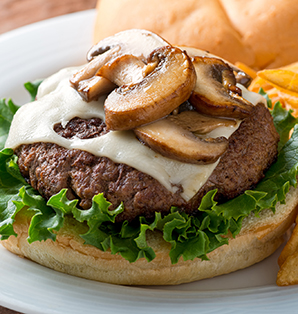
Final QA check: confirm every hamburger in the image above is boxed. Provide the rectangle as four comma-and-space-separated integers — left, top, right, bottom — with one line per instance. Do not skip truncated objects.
1, 29, 298, 285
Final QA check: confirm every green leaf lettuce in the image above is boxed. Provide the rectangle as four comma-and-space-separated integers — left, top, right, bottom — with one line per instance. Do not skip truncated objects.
1, 87, 298, 264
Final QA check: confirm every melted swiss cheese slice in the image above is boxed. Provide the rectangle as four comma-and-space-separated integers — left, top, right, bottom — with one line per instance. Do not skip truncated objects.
5, 67, 265, 200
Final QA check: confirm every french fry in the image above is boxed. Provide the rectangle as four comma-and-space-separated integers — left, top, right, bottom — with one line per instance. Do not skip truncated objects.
277, 91, 298, 116
249, 76, 273, 93
277, 251, 298, 286
281, 61, 298, 72
278, 222, 298, 267
258, 69, 298, 96
248, 61, 298, 116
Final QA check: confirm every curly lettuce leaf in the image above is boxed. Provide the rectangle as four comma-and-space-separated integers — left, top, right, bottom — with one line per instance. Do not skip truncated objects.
0, 149, 26, 239
24, 80, 43, 101
0, 99, 19, 150
259, 87, 273, 108
271, 101, 298, 151
1, 87, 298, 264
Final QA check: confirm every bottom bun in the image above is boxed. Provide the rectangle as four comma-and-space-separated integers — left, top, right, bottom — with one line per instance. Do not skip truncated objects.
2, 187, 298, 285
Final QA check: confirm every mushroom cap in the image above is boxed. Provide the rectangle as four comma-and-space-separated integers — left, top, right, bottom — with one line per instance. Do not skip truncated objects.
135, 114, 229, 164
104, 46, 197, 130
70, 29, 170, 101
189, 56, 254, 119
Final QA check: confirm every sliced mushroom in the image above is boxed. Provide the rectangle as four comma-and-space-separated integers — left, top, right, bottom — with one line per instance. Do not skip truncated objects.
135, 117, 228, 164
87, 29, 170, 62
234, 71, 252, 88
70, 46, 120, 88
76, 76, 116, 102
97, 54, 152, 86
104, 46, 197, 131
168, 110, 237, 134
70, 46, 120, 101
70, 29, 169, 101
189, 57, 254, 119
179, 46, 252, 87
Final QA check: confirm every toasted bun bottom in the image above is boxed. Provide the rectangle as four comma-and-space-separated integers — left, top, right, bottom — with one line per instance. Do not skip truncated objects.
2, 187, 298, 285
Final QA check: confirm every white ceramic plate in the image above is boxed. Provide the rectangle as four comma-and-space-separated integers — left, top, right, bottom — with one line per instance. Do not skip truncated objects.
0, 9, 298, 314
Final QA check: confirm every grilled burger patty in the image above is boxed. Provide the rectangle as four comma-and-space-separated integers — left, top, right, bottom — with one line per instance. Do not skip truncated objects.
15, 103, 279, 222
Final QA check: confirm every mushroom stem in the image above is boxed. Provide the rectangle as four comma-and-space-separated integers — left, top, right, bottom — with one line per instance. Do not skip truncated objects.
97, 54, 149, 86
70, 45, 120, 88
76, 76, 116, 102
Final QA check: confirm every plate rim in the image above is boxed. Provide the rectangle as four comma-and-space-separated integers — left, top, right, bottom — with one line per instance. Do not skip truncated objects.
1, 8, 298, 314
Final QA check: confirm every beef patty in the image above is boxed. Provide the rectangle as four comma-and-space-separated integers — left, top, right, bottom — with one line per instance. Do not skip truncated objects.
15, 103, 279, 222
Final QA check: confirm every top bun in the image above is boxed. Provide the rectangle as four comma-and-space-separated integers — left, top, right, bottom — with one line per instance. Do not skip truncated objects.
94, 0, 298, 70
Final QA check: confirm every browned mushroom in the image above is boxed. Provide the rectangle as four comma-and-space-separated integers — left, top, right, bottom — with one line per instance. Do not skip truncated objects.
97, 54, 153, 86
70, 46, 120, 101
70, 29, 169, 101
189, 57, 254, 119
168, 110, 237, 134
75, 76, 116, 102
180, 46, 252, 87
134, 116, 229, 164
87, 29, 170, 62
104, 46, 197, 131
